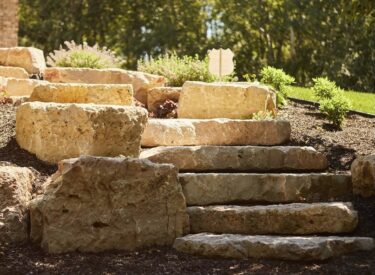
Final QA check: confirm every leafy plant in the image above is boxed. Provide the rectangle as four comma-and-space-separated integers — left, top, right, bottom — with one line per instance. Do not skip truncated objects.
312, 77, 339, 100
138, 53, 218, 87
319, 91, 351, 128
47, 41, 123, 69
252, 110, 275, 120
260, 66, 295, 107
0, 88, 12, 104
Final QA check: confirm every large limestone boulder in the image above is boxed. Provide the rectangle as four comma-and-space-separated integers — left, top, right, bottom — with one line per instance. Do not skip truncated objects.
147, 87, 181, 112
140, 146, 328, 172
188, 203, 358, 235
0, 47, 46, 74
351, 155, 375, 197
44, 67, 166, 104
174, 233, 374, 260
0, 76, 48, 96
16, 102, 148, 163
0, 66, 29, 79
29, 156, 189, 253
141, 119, 291, 147
0, 165, 34, 243
30, 83, 134, 105
178, 81, 276, 119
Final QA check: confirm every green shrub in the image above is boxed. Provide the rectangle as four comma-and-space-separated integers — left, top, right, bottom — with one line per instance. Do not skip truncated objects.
47, 41, 122, 69
260, 66, 295, 107
138, 53, 218, 87
319, 91, 351, 128
312, 77, 338, 100
252, 110, 275, 120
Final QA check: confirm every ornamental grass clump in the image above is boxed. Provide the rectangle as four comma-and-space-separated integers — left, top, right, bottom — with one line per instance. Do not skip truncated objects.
47, 41, 123, 69
260, 66, 295, 107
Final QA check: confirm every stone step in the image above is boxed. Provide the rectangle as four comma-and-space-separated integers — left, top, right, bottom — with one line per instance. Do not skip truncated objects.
179, 173, 352, 206
141, 119, 291, 147
0, 76, 47, 96
140, 146, 328, 172
188, 203, 357, 235
174, 233, 375, 260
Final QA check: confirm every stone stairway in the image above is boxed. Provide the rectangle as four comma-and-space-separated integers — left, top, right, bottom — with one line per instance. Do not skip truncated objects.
140, 118, 375, 261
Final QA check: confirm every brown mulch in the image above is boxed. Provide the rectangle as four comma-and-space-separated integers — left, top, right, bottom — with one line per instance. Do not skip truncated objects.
0, 101, 375, 274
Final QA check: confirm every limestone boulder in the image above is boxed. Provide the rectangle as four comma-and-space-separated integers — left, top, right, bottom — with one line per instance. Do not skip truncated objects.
0, 66, 29, 79
0, 165, 34, 243
141, 119, 291, 147
44, 67, 166, 104
30, 83, 133, 105
0, 47, 46, 74
140, 146, 328, 172
351, 155, 375, 197
29, 156, 189, 253
174, 234, 375, 260
16, 102, 148, 163
147, 87, 181, 112
188, 203, 358, 235
0, 76, 48, 96
178, 81, 276, 119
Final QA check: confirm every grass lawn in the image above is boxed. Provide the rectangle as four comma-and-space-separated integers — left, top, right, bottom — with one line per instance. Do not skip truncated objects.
288, 86, 375, 114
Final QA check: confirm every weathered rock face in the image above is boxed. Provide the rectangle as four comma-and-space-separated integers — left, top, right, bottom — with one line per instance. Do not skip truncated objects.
44, 67, 166, 104
0, 76, 47, 96
0, 66, 29, 79
147, 87, 181, 112
141, 119, 291, 147
188, 203, 357, 235
30, 83, 134, 105
140, 146, 328, 172
0, 165, 34, 243
0, 47, 46, 74
178, 81, 276, 119
29, 156, 189, 253
174, 233, 375, 260
351, 155, 375, 197
179, 173, 352, 205
16, 102, 148, 163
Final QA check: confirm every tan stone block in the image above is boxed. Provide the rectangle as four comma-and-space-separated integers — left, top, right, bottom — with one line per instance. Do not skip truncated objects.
0, 76, 47, 96
0, 47, 46, 74
0, 66, 29, 79
351, 155, 375, 197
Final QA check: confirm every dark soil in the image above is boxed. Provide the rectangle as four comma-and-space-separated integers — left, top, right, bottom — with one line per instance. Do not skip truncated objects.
0, 101, 375, 274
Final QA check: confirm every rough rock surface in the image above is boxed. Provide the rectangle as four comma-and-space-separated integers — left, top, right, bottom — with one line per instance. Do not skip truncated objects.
44, 67, 165, 104
29, 156, 189, 253
351, 155, 375, 197
174, 233, 375, 260
147, 87, 181, 112
179, 173, 352, 205
188, 203, 357, 235
0, 47, 46, 74
140, 146, 328, 172
0, 165, 34, 243
16, 102, 148, 163
141, 119, 291, 147
0, 76, 47, 96
178, 81, 276, 119
0, 66, 29, 79
30, 83, 134, 105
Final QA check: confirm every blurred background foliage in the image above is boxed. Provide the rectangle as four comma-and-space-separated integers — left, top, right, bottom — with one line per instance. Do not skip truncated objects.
19, 0, 375, 92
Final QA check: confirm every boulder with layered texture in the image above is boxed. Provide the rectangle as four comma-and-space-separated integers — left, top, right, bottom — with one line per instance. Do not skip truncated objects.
29, 156, 189, 253
178, 81, 276, 119
0, 47, 46, 74
30, 83, 134, 105
351, 155, 375, 197
0, 66, 29, 79
44, 67, 165, 104
16, 102, 148, 163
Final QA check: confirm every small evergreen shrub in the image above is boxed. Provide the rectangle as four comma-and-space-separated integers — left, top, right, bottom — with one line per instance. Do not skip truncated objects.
260, 66, 295, 107
312, 77, 338, 100
319, 92, 351, 128
252, 110, 275, 120
138, 53, 218, 87
47, 41, 122, 69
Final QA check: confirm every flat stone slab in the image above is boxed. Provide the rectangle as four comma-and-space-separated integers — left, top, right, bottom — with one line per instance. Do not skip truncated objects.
141, 119, 291, 147
140, 146, 328, 172
16, 102, 148, 163
0, 66, 29, 79
0, 76, 47, 96
188, 203, 357, 235
174, 233, 374, 260
179, 173, 352, 205
0, 47, 46, 74
178, 81, 276, 119
30, 83, 134, 105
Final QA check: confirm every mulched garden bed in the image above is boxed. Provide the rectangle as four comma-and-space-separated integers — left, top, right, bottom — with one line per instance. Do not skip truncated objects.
0, 101, 374, 274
